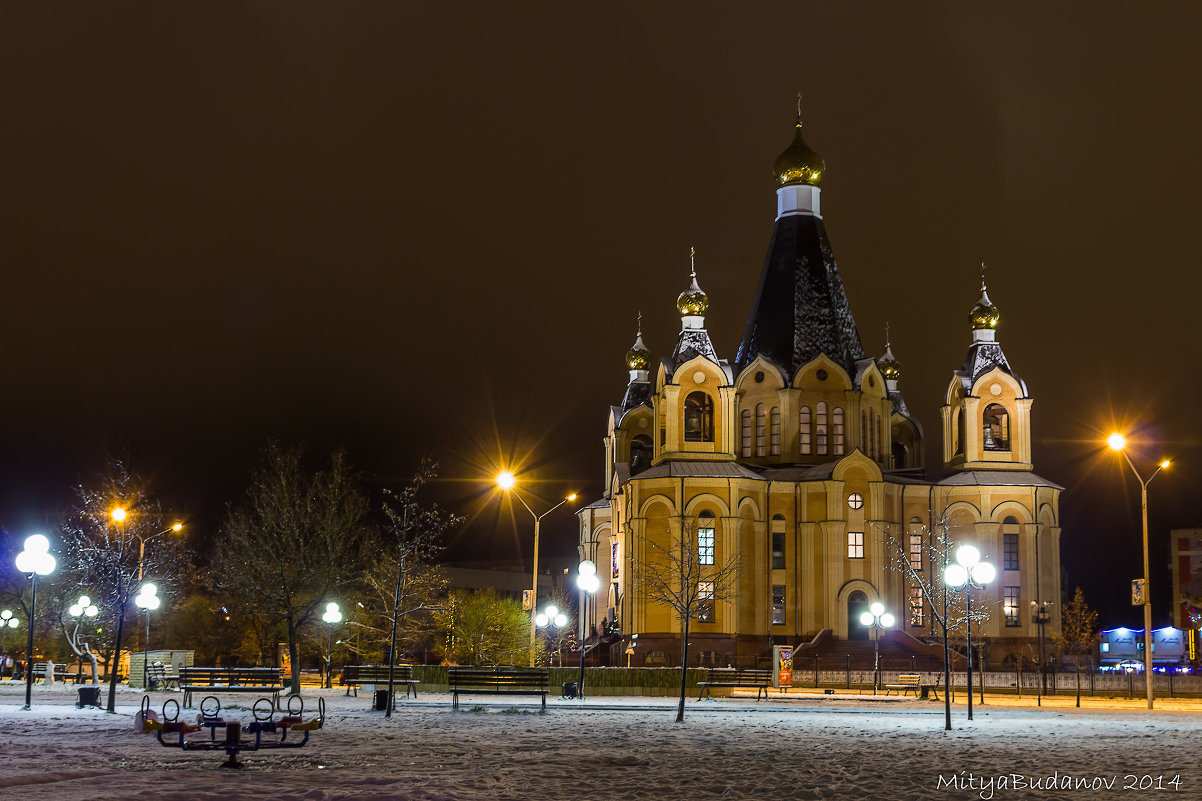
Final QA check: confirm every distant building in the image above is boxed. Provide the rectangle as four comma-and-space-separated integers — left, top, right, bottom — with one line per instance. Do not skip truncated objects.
577, 113, 1064, 668
444, 559, 573, 602
1169, 529, 1202, 660
1099, 626, 1187, 669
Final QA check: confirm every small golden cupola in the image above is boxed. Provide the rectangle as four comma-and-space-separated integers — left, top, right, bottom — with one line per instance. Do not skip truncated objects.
676, 247, 709, 317
625, 313, 651, 371
969, 264, 1000, 333
877, 324, 901, 383
774, 102, 825, 188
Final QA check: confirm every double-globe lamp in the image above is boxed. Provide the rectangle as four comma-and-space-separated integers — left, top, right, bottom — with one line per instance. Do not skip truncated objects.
15, 534, 56, 710
858, 603, 894, 695
576, 561, 601, 700
322, 602, 343, 689
944, 545, 995, 720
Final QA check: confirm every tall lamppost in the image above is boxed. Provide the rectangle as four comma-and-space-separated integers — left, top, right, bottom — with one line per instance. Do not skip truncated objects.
15, 534, 56, 710
1, 610, 19, 678
576, 560, 601, 700
112, 508, 183, 584
858, 602, 894, 695
134, 583, 161, 688
535, 604, 569, 667
1030, 600, 1053, 705
322, 602, 342, 689
494, 471, 576, 667
944, 544, 995, 721
1108, 432, 1171, 710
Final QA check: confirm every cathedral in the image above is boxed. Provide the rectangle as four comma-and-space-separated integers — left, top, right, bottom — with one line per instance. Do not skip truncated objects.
576, 114, 1063, 669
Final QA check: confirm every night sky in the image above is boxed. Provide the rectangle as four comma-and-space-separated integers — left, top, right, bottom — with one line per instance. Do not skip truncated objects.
2, 5, 1199, 627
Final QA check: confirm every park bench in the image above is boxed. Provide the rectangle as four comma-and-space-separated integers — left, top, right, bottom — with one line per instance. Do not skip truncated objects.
448, 666, 549, 712
180, 666, 286, 709
883, 673, 941, 699
31, 662, 69, 683
146, 661, 181, 690
341, 664, 419, 701
696, 667, 773, 700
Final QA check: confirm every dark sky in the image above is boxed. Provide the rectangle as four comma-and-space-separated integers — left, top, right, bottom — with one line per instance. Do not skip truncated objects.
2, 4, 1199, 626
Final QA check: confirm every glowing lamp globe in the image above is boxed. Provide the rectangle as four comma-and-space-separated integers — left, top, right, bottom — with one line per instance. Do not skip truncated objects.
579, 560, 597, 576
554, 614, 568, 627
15, 535, 56, 576
859, 611, 874, 626
955, 545, 980, 568
971, 562, 996, 586
495, 471, 516, 491
545, 605, 559, 618
869, 601, 885, 617
1107, 433, 1126, 451
879, 613, 895, 628
535, 613, 549, 627
322, 602, 343, 624
944, 563, 969, 588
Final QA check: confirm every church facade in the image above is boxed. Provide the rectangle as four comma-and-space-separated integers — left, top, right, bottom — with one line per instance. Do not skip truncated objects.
576, 116, 1063, 668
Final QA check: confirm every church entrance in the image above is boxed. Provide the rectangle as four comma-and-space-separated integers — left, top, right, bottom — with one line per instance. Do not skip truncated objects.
848, 591, 869, 640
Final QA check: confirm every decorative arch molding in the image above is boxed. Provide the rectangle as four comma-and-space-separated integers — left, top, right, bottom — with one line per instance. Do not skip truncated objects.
853, 360, 888, 398
1037, 502, 1058, 527
683, 493, 731, 519
793, 353, 853, 391
638, 494, 677, 518
617, 404, 654, 431
735, 354, 788, 391
831, 449, 883, 483
672, 354, 731, 388
736, 495, 763, 520
591, 521, 612, 541
943, 500, 983, 526
970, 366, 1028, 401
836, 578, 882, 640
988, 500, 1033, 524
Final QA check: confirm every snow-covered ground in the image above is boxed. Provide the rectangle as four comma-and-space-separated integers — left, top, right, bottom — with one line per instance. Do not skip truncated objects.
1, 680, 1200, 800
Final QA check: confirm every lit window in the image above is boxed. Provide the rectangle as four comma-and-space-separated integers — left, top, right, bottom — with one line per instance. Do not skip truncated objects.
833, 407, 845, 455
1004, 533, 1019, 571
772, 585, 785, 625
770, 407, 781, 455
698, 581, 715, 622
847, 531, 864, 559
755, 403, 766, 457
698, 520, 715, 566
799, 406, 812, 455
1101, 642, 1110, 653
816, 402, 828, 455
771, 532, 785, 570
909, 586, 924, 626
847, 492, 864, 510
1004, 587, 1020, 627
909, 533, 923, 571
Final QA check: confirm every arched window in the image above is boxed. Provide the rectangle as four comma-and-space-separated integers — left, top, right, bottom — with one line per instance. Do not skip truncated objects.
866, 408, 875, 459
876, 412, 883, 462
770, 407, 781, 455
755, 402, 766, 456
630, 435, 653, 476
955, 409, 965, 455
740, 409, 752, 457
799, 406, 812, 455
816, 402, 828, 455
684, 391, 714, 442
983, 403, 1010, 450
832, 407, 845, 455
892, 441, 906, 470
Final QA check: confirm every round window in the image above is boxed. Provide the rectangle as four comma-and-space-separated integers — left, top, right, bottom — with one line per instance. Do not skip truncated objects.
816, 369, 828, 381
847, 492, 864, 510
755, 371, 765, 383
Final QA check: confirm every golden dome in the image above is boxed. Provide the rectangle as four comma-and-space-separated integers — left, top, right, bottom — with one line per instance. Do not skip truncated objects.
774, 122, 825, 188
625, 316, 650, 370
969, 282, 999, 331
676, 248, 709, 316
877, 350, 901, 381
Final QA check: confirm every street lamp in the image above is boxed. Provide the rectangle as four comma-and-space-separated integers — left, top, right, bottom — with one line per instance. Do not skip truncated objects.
1108, 432, 1171, 710
944, 544, 995, 721
322, 602, 343, 689
111, 507, 184, 584
858, 602, 895, 695
1, 610, 19, 678
134, 583, 161, 688
576, 560, 601, 700
535, 604, 569, 667
68, 596, 100, 683
494, 472, 576, 666
1030, 600, 1053, 705
15, 534, 56, 710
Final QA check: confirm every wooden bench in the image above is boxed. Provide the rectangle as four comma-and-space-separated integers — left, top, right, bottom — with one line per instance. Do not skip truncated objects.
697, 668, 773, 700
883, 673, 941, 699
341, 664, 419, 700
31, 662, 69, 683
180, 666, 286, 708
448, 666, 549, 712
146, 661, 180, 690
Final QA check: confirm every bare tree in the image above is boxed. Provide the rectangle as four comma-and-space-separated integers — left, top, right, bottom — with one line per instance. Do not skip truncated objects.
1054, 586, 1099, 708
58, 459, 185, 712
883, 516, 989, 731
216, 443, 373, 695
636, 521, 739, 723
435, 589, 533, 666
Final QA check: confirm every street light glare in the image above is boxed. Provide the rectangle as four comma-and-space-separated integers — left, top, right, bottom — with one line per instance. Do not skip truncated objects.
955, 545, 981, 568
111, 507, 128, 522
567, 493, 577, 502
1107, 432, 1127, 451
1160, 460, 1171, 469
944, 563, 969, 588
495, 471, 516, 490
859, 611, 874, 626
172, 522, 183, 531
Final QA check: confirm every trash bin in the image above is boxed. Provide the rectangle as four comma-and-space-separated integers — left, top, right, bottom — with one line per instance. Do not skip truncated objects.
77, 686, 101, 708
562, 682, 578, 699
373, 689, 390, 711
